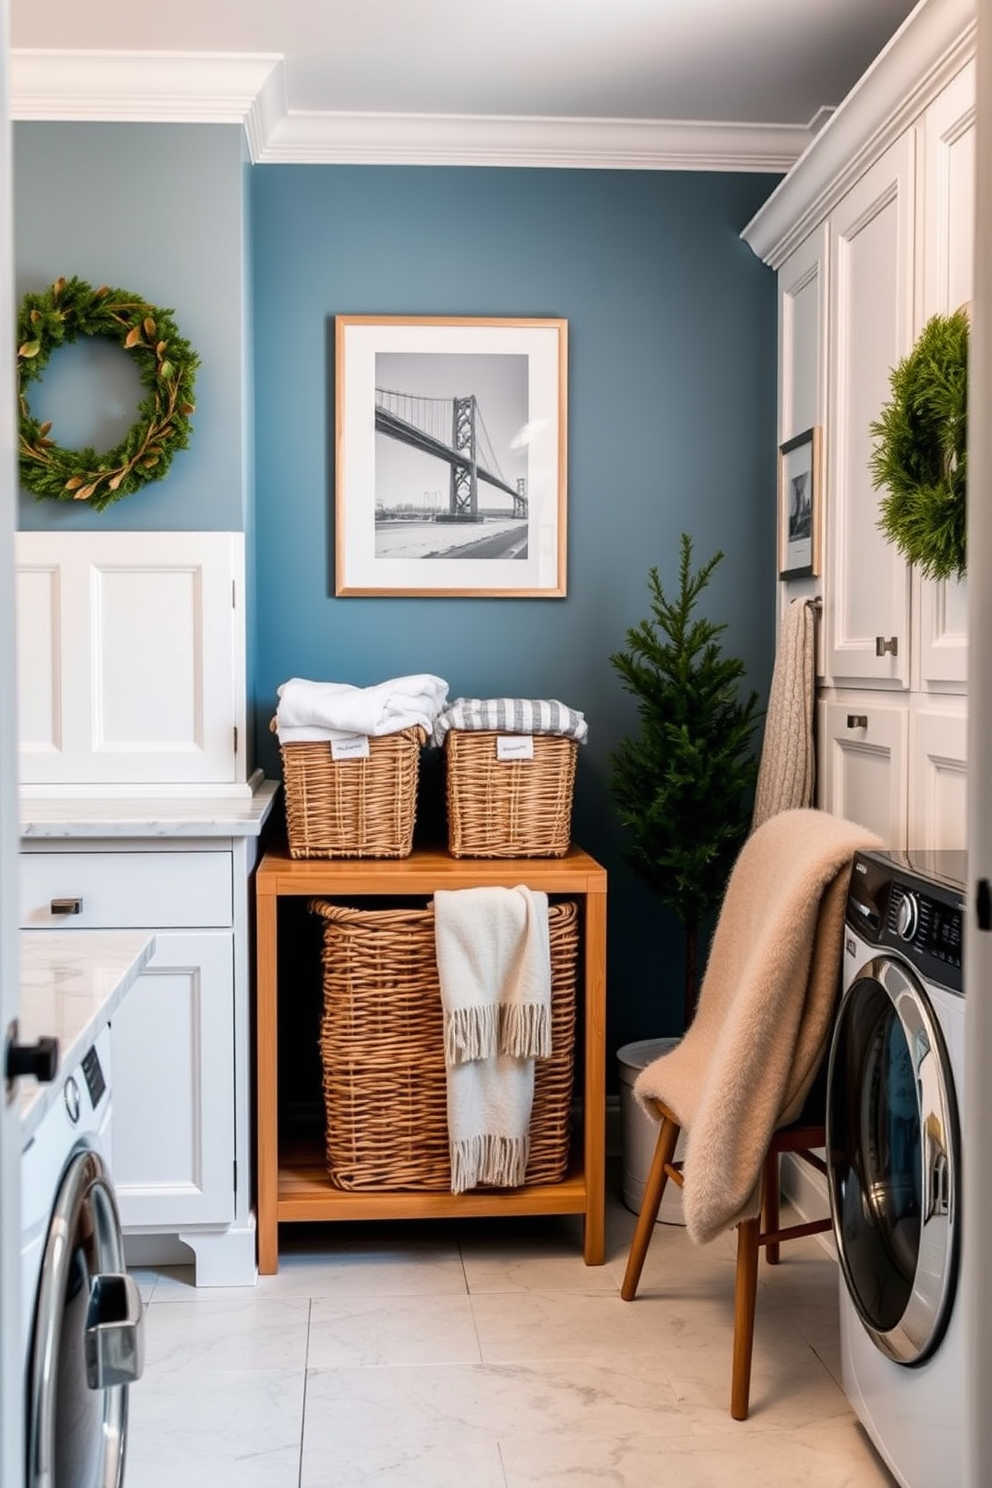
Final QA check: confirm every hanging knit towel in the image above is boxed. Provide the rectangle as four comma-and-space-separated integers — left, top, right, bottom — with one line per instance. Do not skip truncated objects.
751, 598, 816, 831
434, 885, 552, 1193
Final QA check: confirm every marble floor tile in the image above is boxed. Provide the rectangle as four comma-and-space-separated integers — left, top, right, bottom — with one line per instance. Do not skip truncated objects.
140, 1295, 311, 1376
471, 1287, 664, 1364
124, 1367, 305, 1488
300, 1435, 508, 1488
302, 1357, 685, 1451
257, 1226, 468, 1299
307, 1292, 482, 1367
122, 1180, 902, 1488
499, 1418, 899, 1487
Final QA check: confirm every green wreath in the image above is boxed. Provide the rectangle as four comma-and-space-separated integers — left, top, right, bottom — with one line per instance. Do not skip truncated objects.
870, 308, 969, 582
17, 275, 199, 512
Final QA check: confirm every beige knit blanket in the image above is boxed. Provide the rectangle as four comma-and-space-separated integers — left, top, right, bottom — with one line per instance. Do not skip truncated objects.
634, 808, 881, 1245
751, 597, 816, 831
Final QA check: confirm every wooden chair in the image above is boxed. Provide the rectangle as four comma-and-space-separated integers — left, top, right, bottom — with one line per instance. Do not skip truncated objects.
620, 1097, 831, 1420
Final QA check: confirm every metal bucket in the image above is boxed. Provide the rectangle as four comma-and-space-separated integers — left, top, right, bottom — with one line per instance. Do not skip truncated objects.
617, 1037, 686, 1225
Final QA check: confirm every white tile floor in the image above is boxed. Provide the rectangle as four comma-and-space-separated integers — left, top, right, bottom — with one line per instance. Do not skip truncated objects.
124, 1170, 899, 1488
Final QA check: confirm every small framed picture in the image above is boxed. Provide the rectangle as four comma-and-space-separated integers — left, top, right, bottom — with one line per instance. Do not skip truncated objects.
334, 315, 567, 597
778, 426, 822, 580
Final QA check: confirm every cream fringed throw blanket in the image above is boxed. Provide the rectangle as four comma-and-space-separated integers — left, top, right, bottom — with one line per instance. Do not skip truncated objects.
434, 886, 552, 1194
751, 598, 816, 831
634, 809, 881, 1245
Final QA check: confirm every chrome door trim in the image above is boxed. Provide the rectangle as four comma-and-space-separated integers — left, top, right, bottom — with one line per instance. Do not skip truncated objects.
26, 1147, 135, 1488
827, 954, 960, 1365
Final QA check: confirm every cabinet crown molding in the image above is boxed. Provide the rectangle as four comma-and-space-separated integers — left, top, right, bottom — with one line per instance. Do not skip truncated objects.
742, 0, 976, 268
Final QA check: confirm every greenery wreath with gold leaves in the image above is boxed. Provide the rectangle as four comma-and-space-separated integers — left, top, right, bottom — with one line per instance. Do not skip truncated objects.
17, 275, 199, 512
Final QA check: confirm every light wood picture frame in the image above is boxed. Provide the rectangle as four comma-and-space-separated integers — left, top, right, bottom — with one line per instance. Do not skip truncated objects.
778, 426, 822, 579
334, 315, 567, 597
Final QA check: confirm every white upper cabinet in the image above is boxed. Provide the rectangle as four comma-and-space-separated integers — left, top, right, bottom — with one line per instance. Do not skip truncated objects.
826, 132, 916, 690
915, 58, 974, 692
742, 0, 974, 853
17, 532, 249, 796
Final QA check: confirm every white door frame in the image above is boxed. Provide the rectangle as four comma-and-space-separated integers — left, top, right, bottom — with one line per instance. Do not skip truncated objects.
0, 0, 24, 1479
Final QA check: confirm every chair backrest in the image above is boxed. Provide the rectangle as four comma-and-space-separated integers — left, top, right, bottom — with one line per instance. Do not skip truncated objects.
634, 808, 881, 1243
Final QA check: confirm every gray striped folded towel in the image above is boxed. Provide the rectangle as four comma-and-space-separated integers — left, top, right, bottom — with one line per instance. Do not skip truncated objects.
433, 697, 588, 747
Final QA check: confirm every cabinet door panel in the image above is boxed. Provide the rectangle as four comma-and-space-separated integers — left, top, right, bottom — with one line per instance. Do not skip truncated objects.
16, 532, 245, 789
917, 60, 974, 691
827, 136, 915, 687
110, 930, 235, 1229
908, 707, 967, 850
818, 699, 907, 847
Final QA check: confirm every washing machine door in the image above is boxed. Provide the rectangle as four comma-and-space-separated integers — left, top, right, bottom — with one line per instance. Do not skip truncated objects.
26, 1147, 144, 1488
826, 954, 960, 1366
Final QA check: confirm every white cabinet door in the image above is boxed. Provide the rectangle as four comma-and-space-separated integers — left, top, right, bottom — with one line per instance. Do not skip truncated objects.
818, 696, 908, 847
16, 531, 247, 793
778, 224, 828, 447
908, 704, 968, 851
915, 59, 974, 693
826, 135, 915, 689
110, 930, 235, 1229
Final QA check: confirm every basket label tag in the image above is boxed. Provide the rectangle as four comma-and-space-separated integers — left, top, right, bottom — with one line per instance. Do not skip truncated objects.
330, 733, 371, 761
496, 734, 534, 761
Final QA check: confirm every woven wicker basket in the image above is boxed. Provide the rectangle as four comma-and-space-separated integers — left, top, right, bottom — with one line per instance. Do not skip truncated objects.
279, 725, 425, 859
312, 897, 579, 1191
444, 731, 577, 858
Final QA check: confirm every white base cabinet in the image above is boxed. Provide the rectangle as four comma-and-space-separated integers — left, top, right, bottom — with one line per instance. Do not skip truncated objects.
20, 786, 277, 1285
818, 693, 966, 850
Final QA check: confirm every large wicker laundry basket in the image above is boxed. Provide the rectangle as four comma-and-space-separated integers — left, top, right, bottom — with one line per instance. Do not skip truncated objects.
278, 724, 425, 858
311, 897, 580, 1191
444, 730, 577, 857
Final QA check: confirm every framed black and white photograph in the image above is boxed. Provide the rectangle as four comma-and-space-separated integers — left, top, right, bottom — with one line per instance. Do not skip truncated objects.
334, 316, 567, 596
778, 426, 822, 579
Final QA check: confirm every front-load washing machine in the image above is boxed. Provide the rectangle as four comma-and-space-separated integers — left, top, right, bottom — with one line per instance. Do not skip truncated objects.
826, 848, 965, 1488
20, 1021, 144, 1488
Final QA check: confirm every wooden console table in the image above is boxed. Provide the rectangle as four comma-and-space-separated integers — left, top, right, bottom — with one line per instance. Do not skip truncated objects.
255, 843, 607, 1273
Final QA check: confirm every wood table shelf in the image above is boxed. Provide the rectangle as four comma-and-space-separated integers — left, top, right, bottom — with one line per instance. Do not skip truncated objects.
255, 843, 607, 1273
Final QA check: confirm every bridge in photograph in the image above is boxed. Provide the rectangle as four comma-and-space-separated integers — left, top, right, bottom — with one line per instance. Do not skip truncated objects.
375, 386, 526, 521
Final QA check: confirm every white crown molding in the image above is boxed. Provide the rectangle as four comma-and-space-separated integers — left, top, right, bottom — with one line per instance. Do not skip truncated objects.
742, 0, 977, 267
10, 50, 284, 126
9, 48, 810, 172
256, 112, 810, 171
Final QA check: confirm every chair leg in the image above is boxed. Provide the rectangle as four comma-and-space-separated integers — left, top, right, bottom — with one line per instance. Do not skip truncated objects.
731, 1215, 760, 1421
620, 1115, 680, 1302
762, 1148, 781, 1266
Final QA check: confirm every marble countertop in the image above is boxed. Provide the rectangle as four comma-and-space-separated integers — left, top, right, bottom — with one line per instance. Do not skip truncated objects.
18, 930, 156, 1138
19, 774, 280, 839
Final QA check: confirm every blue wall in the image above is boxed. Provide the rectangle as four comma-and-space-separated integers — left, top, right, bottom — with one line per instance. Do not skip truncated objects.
251, 165, 780, 1049
14, 123, 251, 534
12, 126, 780, 1054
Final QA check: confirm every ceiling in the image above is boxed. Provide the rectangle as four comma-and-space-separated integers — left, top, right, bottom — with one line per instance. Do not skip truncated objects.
8, 0, 923, 168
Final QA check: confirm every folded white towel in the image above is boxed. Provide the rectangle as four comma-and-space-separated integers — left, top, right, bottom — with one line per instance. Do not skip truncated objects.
275, 674, 448, 743
434, 886, 552, 1194
433, 697, 588, 747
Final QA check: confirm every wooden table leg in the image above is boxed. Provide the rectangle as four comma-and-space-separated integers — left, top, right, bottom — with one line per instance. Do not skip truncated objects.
582, 883, 607, 1264
255, 882, 280, 1274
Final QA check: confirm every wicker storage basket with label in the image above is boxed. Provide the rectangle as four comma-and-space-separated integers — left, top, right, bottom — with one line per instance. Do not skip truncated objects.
444, 730, 577, 858
278, 725, 425, 859
312, 897, 579, 1191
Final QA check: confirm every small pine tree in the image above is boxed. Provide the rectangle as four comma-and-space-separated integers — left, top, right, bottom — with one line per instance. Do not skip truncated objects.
610, 534, 762, 1030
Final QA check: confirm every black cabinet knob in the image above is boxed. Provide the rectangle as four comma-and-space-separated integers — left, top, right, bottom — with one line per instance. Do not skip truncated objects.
6, 1034, 59, 1083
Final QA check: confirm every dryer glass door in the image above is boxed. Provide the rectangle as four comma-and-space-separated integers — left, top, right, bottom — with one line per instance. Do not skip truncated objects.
26, 1148, 143, 1488
827, 956, 959, 1365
